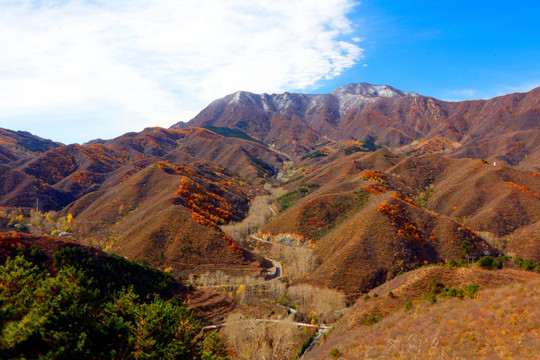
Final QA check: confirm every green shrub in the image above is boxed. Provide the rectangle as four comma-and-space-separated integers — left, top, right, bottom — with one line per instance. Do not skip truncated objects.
419, 293, 437, 305
427, 278, 444, 294
50, 229, 62, 236
521, 259, 534, 271
477, 256, 495, 269
15, 223, 28, 232
461, 240, 474, 256
513, 256, 537, 271
404, 301, 413, 312
464, 284, 481, 298
447, 259, 459, 267
330, 348, 341, 358
362, 313, 382, 326
295, 333, 316, 359
276, 184, 318, 210
202, 125, 266, 146
201, 333, 229, 360
301, 150, 328, 160
414, 184, 434, 207
441, 286, 464, 299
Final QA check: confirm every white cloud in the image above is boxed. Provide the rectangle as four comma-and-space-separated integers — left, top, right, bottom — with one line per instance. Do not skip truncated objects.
494, 82, 540, 97
0, 0, 362, 143
449, 89, 478, 99
443, 82, 540, 102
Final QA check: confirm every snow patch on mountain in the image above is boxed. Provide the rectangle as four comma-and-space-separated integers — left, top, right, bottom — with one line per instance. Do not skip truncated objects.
219, 83, 417, 118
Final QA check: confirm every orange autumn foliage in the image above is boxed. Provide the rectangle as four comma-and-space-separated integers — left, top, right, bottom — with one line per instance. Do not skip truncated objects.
174, 176, 238, 228
505, 181, 540, 199
157, 160, 199, 178
363, 170, 387, 184
410, 135, 453, 154
391, 192, 421, 208
377, 201, 422, 242
70, 171, 104, 187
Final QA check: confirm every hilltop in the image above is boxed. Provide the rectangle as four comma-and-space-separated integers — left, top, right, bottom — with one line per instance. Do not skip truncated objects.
173, 83, 540, 171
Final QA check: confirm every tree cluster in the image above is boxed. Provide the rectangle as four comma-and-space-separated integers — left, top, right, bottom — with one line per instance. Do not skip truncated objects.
0, 245, 229, 359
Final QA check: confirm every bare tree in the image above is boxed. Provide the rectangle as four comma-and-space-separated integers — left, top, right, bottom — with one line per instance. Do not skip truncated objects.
222, 314, 298, 360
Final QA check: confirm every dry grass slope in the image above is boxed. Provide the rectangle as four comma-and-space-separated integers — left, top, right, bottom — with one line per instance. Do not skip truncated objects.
306, 266, 540, 359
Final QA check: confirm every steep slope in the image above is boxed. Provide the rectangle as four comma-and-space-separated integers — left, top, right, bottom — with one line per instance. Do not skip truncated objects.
0, 128, 60, 164
172, 84, 540, 170
172, 83, 417, 157
305, 266, 539, 359
0, 127, 287, 210
258, 149, 540, 300
64, 158, 261, 273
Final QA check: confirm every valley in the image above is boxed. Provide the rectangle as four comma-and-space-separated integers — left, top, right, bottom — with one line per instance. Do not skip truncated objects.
1, 83, 539, 359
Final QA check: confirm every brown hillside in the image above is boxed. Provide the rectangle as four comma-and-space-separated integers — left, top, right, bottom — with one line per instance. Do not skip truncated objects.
381, 155, 540, 260
308, 191, 492, 301
310, 149, 540, 260
163, 128, 287, 180
65, 159, 261, 273
0, 126, 286, 210
260, 152, 496, 301
174, 85, 540, 170
0, 128, 60, 164
305, 266, 540, 360
259, 148, 540, 300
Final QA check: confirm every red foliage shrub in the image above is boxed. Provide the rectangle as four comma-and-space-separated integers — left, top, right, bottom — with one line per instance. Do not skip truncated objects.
363, 170, 387, 184
505, 181, 539, 199
364, 184, 387, 194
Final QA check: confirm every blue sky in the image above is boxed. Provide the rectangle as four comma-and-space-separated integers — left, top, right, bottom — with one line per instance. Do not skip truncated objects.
316, 1, 540, 100
0, 0, 538, 144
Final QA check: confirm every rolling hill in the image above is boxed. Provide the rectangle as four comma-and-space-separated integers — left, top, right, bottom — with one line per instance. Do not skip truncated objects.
256, 148, 539, 301
1, 82, 539, 358
0, 126, 288, 274
304, 265, 539, 359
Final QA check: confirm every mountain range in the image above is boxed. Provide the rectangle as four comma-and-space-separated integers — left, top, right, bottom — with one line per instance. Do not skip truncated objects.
1, 83, 539, 359
173, 83, 540, 170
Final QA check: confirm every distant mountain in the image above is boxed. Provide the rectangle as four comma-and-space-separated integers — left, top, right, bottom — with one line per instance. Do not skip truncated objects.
0, 128, 61, 164
0, 127, 286, 211
0, 126, 287, 272
172, 83, 540, 171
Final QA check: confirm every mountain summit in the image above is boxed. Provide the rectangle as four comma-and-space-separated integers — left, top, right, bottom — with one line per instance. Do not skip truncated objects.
172, 83, 540, 170
330, 82, 417, 98
204, 82, 415, 116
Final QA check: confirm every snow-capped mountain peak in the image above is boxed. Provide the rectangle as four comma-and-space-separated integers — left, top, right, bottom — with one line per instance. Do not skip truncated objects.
331, 83, 417, 98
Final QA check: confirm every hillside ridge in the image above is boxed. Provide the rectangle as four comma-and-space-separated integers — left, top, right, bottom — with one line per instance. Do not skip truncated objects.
172, 84, 540, 170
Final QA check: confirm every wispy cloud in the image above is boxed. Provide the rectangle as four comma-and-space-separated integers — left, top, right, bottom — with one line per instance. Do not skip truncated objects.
441, 89, 479, 101
493, 82, 540, 97
442, 82, 540, 102
0, 0, 362, 143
